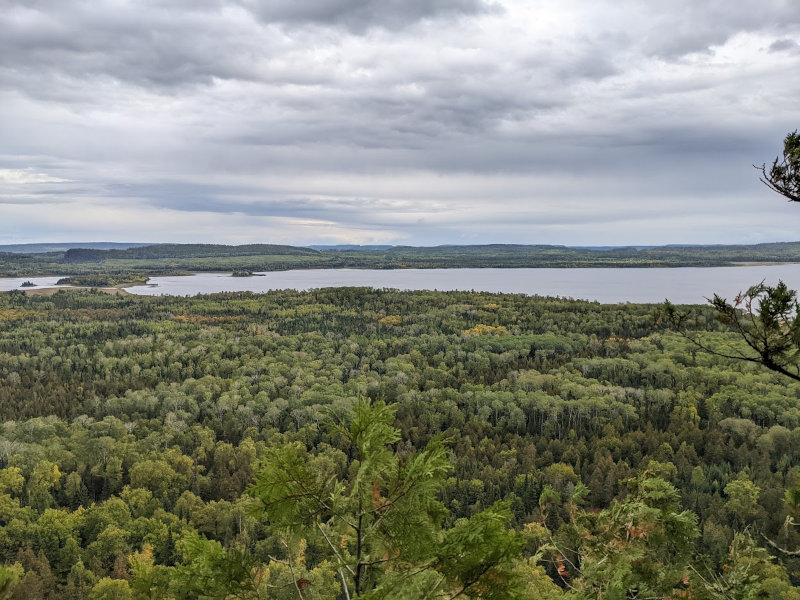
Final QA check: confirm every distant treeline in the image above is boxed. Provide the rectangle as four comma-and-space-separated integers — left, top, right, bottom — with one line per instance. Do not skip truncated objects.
62, 243, 319, 262
2, 241, 800, 278
0, 242, 150, 254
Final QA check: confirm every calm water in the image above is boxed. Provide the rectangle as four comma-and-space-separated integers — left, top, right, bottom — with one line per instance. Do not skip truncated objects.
3, 266, 800, 304
0, 276, 68, 291
116, 264, 800, 304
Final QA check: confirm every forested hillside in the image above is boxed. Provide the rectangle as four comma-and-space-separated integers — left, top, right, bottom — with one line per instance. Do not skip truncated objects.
4, 242, 800, 279
0, 288, 798, 598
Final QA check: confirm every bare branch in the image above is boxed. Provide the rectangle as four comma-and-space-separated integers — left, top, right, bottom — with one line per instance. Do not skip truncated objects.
760, 533, 800, 557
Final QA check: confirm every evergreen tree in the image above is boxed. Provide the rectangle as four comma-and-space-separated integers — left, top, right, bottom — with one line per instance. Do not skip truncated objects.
178, 400, 526, 599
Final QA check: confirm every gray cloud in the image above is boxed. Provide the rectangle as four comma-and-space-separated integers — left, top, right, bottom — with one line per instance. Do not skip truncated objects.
769, 38, 800, 53
237, 0, 498, 31
1, 0, 799, 245
624, 0, 800, 59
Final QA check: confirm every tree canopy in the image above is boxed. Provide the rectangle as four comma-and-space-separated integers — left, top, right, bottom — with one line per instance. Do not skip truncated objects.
0, 287, 797, 597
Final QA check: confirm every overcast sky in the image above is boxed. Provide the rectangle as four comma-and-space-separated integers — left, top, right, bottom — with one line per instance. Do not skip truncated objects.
1, 0, 799, 246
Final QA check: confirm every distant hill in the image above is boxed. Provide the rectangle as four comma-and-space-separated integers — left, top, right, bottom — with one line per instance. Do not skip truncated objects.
63, 243, 320, 262
3, 241, 800, 279
309, 244, 395, 251
0, 242, 151, 254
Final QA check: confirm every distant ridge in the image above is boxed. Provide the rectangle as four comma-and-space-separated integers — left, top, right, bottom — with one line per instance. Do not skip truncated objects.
308, 244, 394, 251
0, 242, 151, 254
4, 241, 800, 279
62, 243, 319, 262
7, 241, 800, 255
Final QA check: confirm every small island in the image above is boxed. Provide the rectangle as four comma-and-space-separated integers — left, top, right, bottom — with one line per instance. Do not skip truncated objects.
230, 269, 255, 277
19, 281, 36, 288
55, 274, 149, 287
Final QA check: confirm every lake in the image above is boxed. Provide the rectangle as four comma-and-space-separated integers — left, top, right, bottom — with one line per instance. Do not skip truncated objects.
3, 265, 800, 303
0, 276, 68, 291
119, 264, 800, 304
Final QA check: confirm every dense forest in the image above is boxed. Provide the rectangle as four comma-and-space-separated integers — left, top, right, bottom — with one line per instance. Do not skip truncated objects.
0, 287, 798, 598
4, 242, 800, 280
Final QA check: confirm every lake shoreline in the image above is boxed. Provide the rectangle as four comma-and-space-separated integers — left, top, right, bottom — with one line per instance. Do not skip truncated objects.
116, 264, 800, 305
4, 263, 800, 304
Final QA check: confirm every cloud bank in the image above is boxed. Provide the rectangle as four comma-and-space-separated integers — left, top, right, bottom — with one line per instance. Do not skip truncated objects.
1, 0, 799, 245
